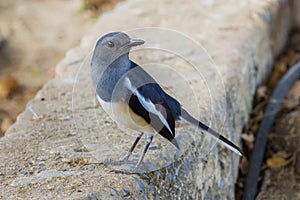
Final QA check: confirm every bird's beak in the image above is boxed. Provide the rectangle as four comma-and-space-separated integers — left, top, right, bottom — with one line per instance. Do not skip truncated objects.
129, 39, 145, 47
123, 39, 145, 49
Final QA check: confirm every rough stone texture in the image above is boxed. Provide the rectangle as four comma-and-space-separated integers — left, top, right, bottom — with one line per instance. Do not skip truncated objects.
0, 0, 294, 199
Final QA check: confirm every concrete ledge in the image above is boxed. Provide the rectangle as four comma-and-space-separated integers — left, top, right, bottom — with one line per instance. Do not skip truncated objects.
0, 0, 295, 199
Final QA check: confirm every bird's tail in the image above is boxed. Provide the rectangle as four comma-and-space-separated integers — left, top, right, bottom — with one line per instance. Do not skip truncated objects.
180, 108, 243, 156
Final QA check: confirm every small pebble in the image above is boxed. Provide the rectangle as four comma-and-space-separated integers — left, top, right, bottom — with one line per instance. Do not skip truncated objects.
201, 156, 208, 163
149, 185, 156, 194
27, 162, 33, 167
149, 146, 158, 150
39, 163, 46, 168
110, 188, 117, 196
22, 170, 32, 175
122, 188, 129, 197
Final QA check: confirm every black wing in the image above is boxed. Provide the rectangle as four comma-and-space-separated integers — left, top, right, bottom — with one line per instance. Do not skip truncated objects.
128, 83, 180, 149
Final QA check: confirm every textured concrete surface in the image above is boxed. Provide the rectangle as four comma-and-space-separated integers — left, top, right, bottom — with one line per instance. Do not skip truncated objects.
0, 0, 294, 199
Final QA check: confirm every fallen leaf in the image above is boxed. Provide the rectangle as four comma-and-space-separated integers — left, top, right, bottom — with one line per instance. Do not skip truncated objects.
256, 86, 269, 102
266, 156, 291, 169
272, 151, 290, 159
252, 109, 264, 124
1, 117, 13, 133
267, 60, 287, 89
0, 75, 19, 98
240, 156, 249, 175
242, 133, 255, 141
284, 81, 300, 109
241, 133, 255, 150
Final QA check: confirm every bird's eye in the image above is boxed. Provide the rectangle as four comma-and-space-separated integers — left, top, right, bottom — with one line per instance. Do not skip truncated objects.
107, 41, 114, 48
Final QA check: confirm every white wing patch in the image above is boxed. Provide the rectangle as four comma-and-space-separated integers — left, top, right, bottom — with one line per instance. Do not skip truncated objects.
207, 127, 242, 156
217, 138, 243, 156
125, 77, 174, 136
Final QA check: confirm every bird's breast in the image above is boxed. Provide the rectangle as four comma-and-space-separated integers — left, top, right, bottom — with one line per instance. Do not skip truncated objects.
96, 95, 153, 133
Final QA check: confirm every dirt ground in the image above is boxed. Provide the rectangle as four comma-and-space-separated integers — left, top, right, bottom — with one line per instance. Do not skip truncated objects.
0, 0, 118, 136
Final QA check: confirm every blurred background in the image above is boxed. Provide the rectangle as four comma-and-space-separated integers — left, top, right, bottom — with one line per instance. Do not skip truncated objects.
0, 0, 122, 137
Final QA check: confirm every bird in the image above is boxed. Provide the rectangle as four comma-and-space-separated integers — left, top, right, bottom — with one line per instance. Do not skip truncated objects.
91, 32, 243, 167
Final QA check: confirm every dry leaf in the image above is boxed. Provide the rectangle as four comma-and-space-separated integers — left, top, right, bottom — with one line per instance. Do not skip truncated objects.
272, 151, 290, 159
240, 156, 249, 175
252, 109, 264, 124
250, 123, 259, 134
0, 75, 19, 98
241, 133, 255, 150
267, 60, 287, 89
241, 133, 255, 142
256, 86, 268, 102
1, 117, 13, 133
284, 81, 300, 109
266, 157, 291, 169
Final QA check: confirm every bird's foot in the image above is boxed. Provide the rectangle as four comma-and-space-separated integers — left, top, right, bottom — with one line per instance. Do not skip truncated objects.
120, 152, 130, 162
135, 161, 142, 169
108, 161, 142, 173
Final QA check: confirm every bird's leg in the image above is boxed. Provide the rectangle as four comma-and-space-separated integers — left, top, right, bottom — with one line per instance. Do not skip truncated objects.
122, 132, 144, 161
136, 135, 153, 167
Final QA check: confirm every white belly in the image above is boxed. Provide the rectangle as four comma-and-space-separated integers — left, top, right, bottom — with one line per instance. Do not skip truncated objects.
97, 96, 154, 133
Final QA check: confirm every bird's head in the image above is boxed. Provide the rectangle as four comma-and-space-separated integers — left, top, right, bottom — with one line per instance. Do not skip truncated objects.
91, 32, 144, 68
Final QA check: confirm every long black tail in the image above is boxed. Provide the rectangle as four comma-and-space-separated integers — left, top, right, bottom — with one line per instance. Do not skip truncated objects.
180, 108, 243, 156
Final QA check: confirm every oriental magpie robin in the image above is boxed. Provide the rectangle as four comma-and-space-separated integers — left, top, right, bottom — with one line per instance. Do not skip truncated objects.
91, 32, 242, 167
